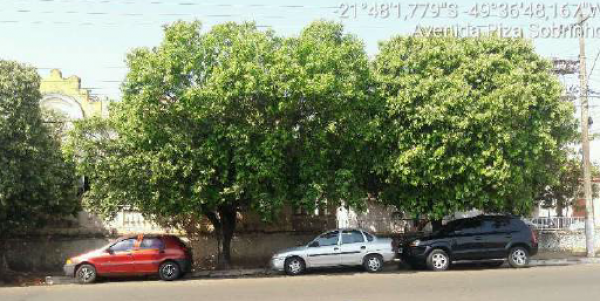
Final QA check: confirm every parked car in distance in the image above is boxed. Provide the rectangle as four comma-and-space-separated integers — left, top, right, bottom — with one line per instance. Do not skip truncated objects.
270, 228, 396, 275
63, 234, 192, 284
399, 215, 538, 271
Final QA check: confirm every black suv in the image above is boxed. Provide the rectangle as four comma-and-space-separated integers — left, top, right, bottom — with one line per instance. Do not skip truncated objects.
399, 215, 538, 271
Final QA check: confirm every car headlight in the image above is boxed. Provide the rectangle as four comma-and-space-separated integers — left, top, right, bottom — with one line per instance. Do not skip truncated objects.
273, 254, 285, 260
66, 258, 72, 265
409, 240, 421, 247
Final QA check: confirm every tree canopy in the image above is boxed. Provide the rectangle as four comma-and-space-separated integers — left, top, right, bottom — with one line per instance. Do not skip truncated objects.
0, 60, 79, 239
68, 20, 374, 267
68, 22, 578, 267
371, 35, 577, 220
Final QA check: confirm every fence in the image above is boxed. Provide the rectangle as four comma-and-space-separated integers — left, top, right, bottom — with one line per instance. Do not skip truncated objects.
340, 216, 590, 234
524, 217, 586, 231
107, 210, 170, 234
110, 211, 590, 235
338, 218, 435, 234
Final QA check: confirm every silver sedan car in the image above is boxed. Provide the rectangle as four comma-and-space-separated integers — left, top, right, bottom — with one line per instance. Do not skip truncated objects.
270, 228, 396, 275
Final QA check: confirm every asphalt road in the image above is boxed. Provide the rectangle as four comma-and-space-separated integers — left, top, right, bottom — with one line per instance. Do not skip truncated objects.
2, 264, 600, 301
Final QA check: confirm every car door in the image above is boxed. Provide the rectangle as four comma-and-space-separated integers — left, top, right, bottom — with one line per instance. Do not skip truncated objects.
340, 230, 367, 266
451, 218, 485, 260
105, 238, 137, 274
90, 247, 115, 275
306, 231, 341, 268
479, 218, 512, 259
133, 236, 165, 273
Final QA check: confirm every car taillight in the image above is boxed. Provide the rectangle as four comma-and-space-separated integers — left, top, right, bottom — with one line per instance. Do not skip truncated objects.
531, 230, 538, 245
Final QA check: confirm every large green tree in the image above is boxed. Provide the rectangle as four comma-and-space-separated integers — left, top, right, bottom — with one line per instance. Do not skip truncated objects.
0, 60, 79, 270
371, 35, 577, 223
68, 21, 373, 267
536, 156, 599, 216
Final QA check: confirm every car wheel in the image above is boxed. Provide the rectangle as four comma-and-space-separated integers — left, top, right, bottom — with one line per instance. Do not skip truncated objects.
76, 264, 97, 284
159, 261, 181, 281
508, 247, 529, 268
284, 257, 305, 276
426, 249, 450, 271
363, 254, 384, 273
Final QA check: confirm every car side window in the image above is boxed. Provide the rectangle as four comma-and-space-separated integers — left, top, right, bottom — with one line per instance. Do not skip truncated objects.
460, 219, 484, 235
315, 231, 339, 247
482, 218, 512, 234
110, 239, 136, 253
341, 230, 365, 244
438, 219, 464, 235
510, 219, 528, 232
363, 231, 374, 242
140, 238, 164, 250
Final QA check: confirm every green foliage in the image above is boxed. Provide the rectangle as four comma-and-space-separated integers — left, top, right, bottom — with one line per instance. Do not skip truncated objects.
68, 22, 577, 264
536, 156, 600, 214
372, 35, 577, 219
68, 21, 372, 265
0, 60, 79, 238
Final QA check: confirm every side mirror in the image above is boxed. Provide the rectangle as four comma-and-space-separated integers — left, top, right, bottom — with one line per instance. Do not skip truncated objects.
308, 241, 319, 248
106, 248, 115, 254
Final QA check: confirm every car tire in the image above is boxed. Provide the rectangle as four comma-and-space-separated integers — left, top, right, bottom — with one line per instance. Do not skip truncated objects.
284, 257, 306, 276
508, 247, 529, 268
76, 264, 97, 284
159, 261, 181, 281
426, 249, 450, 271
363, 254, 384, 273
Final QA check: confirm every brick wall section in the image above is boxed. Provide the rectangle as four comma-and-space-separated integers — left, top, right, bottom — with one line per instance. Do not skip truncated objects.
4, 232, 319, 272
538, 230, 600, 253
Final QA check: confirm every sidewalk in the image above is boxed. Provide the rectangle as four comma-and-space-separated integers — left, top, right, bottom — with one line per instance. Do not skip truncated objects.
529, 252, 600, 267
189, 268, 274, 279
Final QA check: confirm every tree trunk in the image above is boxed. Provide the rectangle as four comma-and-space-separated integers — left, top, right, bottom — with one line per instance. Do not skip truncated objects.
557, 201, 564, 217
204, 205, 237, 269
219, 206, 236, 268
430, 219, 443, 233
0, 239, 10, 281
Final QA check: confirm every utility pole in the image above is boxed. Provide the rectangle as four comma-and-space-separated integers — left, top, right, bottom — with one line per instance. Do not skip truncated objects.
578, 12, 595, 258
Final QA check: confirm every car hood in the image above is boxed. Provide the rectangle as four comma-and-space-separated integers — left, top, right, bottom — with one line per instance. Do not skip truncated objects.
274, 246, 306, 256
71, 248, 106, 262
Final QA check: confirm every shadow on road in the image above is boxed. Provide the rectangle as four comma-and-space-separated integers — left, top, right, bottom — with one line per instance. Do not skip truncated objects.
8, 259, 529, 288
86, 261, 515, 285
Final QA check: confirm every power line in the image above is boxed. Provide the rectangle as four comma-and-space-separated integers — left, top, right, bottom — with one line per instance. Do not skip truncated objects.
1, 3, 336, 13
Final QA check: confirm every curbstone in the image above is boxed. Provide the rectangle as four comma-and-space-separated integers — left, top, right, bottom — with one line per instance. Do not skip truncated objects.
46, 276, 76, 285
9, 258, 600, 287
190, 268, 273, 279
530, 257, 600, 267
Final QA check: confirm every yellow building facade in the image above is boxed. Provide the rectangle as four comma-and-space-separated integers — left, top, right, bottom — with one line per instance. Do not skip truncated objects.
40, 69, 109, 120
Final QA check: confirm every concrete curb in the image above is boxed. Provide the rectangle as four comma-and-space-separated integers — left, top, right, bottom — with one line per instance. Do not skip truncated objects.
529, 257, 600, 267
189, 268, 273, 279
33, 269, 276, 287
13, 258, 600, 287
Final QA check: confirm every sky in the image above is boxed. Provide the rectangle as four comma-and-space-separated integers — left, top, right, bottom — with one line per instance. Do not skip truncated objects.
3, 0, 600, 160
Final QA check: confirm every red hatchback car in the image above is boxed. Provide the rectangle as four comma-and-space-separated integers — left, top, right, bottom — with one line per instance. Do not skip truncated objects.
63, 234, 192, 284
